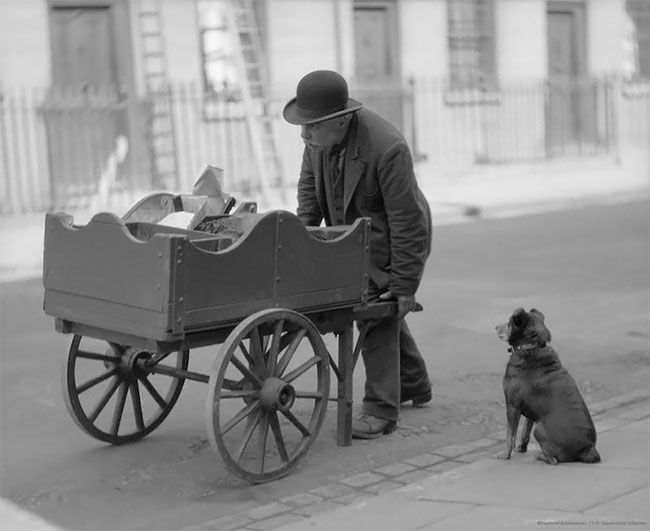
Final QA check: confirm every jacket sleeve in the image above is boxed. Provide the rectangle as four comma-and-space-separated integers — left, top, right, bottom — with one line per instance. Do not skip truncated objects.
377, 142, 429, 296
296, 148, 323, 227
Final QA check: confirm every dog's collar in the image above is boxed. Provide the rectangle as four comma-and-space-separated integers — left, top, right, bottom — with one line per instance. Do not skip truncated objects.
508, 343, 540, 354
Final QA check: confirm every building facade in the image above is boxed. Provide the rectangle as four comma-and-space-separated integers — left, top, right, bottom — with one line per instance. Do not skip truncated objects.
1, 0, 648, 213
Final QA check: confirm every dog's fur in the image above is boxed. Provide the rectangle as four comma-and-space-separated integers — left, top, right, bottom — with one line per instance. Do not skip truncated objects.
495, 308, 600, 464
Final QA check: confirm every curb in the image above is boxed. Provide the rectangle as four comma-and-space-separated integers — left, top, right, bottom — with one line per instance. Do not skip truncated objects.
186, 388, 649, 531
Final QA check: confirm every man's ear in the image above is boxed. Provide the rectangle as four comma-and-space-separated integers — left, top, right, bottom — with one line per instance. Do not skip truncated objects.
338, 114, 352, 128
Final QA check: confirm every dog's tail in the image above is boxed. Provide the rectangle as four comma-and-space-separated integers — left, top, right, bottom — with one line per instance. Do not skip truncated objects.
579, 446, 601, 464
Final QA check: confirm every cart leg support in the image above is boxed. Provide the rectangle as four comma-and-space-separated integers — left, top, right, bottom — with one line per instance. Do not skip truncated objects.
337, 325, 354, 446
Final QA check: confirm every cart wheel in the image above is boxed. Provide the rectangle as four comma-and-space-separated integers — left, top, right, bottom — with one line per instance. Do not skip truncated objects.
206, 309, 330, 483
63, 335, 189, 445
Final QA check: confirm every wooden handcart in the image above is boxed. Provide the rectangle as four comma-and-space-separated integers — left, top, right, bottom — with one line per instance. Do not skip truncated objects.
43, 193, 406, 483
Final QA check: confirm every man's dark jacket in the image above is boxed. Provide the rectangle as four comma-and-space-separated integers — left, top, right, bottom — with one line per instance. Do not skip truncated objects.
297, 108, 431, 297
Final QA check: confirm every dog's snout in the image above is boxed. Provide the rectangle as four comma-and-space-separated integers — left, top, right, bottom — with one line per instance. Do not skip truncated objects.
495, 322, 509, 341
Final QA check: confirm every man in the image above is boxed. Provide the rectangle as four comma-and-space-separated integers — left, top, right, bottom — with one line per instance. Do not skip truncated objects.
283, 70, 432, 439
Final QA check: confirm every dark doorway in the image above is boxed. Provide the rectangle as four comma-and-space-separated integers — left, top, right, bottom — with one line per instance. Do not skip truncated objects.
545, 1, 600, 156
44, 2, 137, 209
353, 1, 403, 132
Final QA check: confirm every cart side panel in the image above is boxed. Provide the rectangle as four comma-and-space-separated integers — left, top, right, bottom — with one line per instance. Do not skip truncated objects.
276, 213, 370, 308
180, 211, 279, 328
180, 212, 370, 330
43, 212, 176, 335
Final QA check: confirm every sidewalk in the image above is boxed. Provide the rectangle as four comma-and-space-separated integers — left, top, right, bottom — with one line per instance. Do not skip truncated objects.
187, 389, 649, 531
0, 155, 648, 284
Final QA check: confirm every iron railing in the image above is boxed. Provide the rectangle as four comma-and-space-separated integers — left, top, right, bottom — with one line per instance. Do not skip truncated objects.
1, 76, 648, 215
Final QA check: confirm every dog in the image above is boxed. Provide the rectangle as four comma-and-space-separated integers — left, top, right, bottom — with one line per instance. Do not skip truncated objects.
495, 307, 600, 464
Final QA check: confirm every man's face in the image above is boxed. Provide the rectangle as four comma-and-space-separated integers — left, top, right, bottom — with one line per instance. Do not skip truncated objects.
301, 116, 350, 150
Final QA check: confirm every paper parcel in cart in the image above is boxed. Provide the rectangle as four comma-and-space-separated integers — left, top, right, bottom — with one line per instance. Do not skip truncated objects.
157, 166, 234, 229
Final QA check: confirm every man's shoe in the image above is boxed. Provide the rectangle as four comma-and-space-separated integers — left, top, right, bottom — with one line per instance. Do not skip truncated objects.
400, 388, 432, 407
352, 414, 397, 439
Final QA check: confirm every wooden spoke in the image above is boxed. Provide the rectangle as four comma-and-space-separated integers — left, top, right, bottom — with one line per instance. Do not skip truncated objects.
77, 368, 118, 394
220, 389, 260, 399
276, 329, 306, 377
234, 409, 261, 463
87, 376, 121, 423
76, 350, 119, 363
130, 380, 145, 432
257, 412, 270, 474
265, 319, 284, 377
230, 355, 263, 387
294, 391, 323, 399
249, 328, 264, 368
283, 356, 320, 384
110, 382, 129, 436
237, 342, 256, 369
140, 375, 168, 409
221, 400, 261, 435
280, 408, 311, 437
269, 411, 289, 463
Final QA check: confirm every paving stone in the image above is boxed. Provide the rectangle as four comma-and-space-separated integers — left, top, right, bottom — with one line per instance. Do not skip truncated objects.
291, 501, 342, 517
361, 479, 402, 495
486, 431, 506, 441
331, 492, 371, 505
433, 443, 476, 458
594, 416, 633, 433
339, 471, 385, 488
246, 513, 305, 530
425, 460, 462, 474
277, 497, 476, 530
454, 450, 494, 463
374, 462, 417, 477
595, 428, 649, 470
416, 459, 649, 512
309, 483, 356, 499
246, 501, 292, 520
402, 452, 446, 468
619, 419, 650, 433
583, 486, 650, 522
465, 437, 500, 450
428, 505, 589, 530
392, 468, 436, 485
279, 492, 324, 508
200, 513, 254, 531
618, 403, 650, 421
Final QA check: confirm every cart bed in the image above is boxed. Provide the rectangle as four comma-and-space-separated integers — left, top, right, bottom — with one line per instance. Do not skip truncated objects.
43, 210, 370, 342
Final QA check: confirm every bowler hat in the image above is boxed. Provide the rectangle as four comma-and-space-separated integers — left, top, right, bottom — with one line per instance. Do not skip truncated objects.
283, 70, 362, 125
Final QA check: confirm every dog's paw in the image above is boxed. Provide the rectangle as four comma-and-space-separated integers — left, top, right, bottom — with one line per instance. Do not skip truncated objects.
534, 451, 558, 465
495, 451, 511, 460
515, 444, 528, 453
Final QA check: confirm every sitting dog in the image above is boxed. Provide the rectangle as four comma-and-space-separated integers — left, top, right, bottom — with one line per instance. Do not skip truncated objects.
495, 308, 600, 464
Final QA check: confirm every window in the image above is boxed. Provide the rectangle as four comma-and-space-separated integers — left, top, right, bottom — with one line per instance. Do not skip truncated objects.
447, 0, 497, 91
197, 0, 241, 101
625, 0, 649, 80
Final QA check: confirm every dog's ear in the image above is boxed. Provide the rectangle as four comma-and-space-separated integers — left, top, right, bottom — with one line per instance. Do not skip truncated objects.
530, 308, 545, 320
511, 308, 528, 329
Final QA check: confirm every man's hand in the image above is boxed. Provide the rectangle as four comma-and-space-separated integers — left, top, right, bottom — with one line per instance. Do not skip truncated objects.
379, 291, 417, 319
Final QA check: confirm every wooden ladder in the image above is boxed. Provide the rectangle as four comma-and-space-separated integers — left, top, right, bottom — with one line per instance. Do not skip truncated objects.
139, 0, 178, 190
225, 0, 283, 199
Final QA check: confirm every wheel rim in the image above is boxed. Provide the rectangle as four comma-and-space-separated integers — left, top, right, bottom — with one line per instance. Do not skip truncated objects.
206, 309, 330, 483
63, 335, 188, 445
